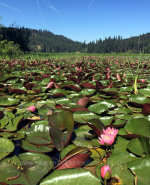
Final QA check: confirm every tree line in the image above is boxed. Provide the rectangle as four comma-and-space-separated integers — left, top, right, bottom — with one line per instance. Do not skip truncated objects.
0, 26, 150, 54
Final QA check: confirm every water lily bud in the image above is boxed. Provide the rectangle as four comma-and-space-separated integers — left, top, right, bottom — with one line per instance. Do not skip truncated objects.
101, 165, 111, 180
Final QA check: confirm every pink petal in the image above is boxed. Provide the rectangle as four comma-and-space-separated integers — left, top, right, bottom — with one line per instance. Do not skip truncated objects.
101, 165, 111, 179
27, 105, 36, 112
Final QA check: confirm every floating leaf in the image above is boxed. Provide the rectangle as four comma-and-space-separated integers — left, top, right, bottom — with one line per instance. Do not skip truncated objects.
73, 126, 100, 148
124, 118, 150, 138
81, 82, 96, 89
127, 138, 146, 156
51, 89, 66, 97
99, 116, 114, 126
80, 89, 96, 96
77, 97, 89, 107
73, 111, 99, 123
21, 140, 53, 153
56, 148, 91, 169
60, 144, 77, 160
48, 111, 74, 150
88, 119, 104, 136
5, 115, 23, 131
88, 103, 108, 114
40, 168, 101, 185
0, 153, 53, 185
142, 104, 150, 116
26, 124, 52, 145
112, 136, 129, 154
139, 88, 150, 96
127, 156, 150, 185
0, 97, 20, 107
0, 138, 15, 160
129, 94, 150, 104
88, 100, 116, 114
107, 152, 136, 185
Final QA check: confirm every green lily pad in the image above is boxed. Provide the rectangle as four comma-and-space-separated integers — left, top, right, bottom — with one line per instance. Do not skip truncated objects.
139, 88, 150, 96
88, 100, 116, 114
124, 118, 150, 138
129, 94, 150, 104
0, 152, 53, 185
26, 124, 52, 145
109, 107, 132, 115
107, 152, 136, 185
5, 115, 23, 131
127, 138, 146, 156
0, 117, 9, 129
21, 140, 53, 153
112, 136, 129, 154
0, 97, 20, 107
56, 98, 72, 106
99, 116, 114, 126
88, 103, 108, 114
127, 156, 150, 185
0, 138, 15, 160
40, 168, 101, 185
80, 89, 96, 96
112, 119, 126, 126
119, 86, 133, 92
73, 126, 100, 148
73, 111, 99, 123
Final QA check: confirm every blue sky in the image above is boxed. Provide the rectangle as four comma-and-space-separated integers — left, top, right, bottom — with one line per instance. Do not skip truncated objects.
0, 0, 150, 43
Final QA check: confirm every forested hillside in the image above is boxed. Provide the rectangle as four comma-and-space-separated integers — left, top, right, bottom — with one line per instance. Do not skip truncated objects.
0, 26, 150, 53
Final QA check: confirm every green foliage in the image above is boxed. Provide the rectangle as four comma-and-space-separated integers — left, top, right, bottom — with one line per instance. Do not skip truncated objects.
0, 38, 21, 57
1, 26, 150, 54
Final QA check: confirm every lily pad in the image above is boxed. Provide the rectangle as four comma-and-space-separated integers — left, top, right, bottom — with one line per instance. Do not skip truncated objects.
107, 152, 136, 185
21, 140, 53, 153
0, 138, 15, 160
127, 138, 146, 156
0, 152, 53, 185
73, 111, 99, 123
0, 97, 20, 107
26, 124, 52, 145
48, 111, 74, 150
127, 156, 150, 185
124, 118, 150, 138
40, 168, 101, 185
129, 94, 150, 104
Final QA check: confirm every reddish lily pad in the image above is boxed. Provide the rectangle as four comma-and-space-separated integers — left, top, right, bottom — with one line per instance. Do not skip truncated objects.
56, 148, 91, 169
48, 111, 74, 150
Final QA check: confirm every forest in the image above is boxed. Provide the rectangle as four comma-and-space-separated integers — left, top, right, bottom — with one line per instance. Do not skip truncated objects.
0, 26, 150, 54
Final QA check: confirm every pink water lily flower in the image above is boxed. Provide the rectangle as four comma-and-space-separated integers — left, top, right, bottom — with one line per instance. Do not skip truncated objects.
26, 105, 36, 112
103, 127, 118, 138
140, 79, 146, 83
98, 134, 115, 146
101, 165, 111, 180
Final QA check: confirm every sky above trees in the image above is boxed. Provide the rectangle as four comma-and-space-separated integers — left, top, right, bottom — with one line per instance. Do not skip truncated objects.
0, 0, 150, 43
